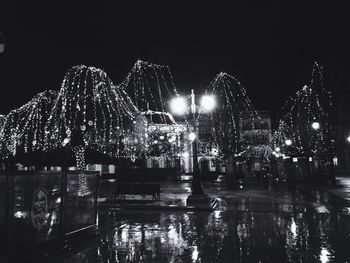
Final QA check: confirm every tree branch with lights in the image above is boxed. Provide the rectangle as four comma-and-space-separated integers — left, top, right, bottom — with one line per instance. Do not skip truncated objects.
206, 72, 260, 158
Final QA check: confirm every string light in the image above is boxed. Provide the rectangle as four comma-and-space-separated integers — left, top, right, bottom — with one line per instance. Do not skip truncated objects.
119, 60, 178, 123
143, 111, 185, 158
312, 122, 320, 130
0, 65, 148, 166
272, 62, 332, 158
205, 72, 260, 156
73, 145, 86, 171
0, 90, 57, 157
44, 65, 146, 160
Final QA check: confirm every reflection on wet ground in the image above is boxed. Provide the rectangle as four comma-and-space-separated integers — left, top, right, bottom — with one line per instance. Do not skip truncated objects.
52, 181, 350, 263
62, 209, 350, 263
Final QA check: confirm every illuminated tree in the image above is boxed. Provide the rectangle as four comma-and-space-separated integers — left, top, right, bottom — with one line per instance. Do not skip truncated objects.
272, 62, 334, 159
0, 90, 57, 158
44, 65, 146, 169
0, 65, 147, 170
272, 85, 328, 157
206, 72, 260, 157
119, 60, 178, 122
119, 60, 185, 161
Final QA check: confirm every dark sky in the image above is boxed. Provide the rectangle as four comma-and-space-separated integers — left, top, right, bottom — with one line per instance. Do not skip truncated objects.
0, 1, 349, 120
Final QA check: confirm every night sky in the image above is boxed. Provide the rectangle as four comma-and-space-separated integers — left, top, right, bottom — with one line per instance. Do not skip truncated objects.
0, 1, 349, 121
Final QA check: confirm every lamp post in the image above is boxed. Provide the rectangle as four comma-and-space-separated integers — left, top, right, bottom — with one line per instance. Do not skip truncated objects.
170, 90, 216, 196
190, 90, 202, 194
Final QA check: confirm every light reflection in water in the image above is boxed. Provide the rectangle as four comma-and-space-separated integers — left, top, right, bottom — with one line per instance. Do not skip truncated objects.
320, 247, 331, 263
93, 210, 348, 262
290, 218, 297, 238
192, 246, 199, 262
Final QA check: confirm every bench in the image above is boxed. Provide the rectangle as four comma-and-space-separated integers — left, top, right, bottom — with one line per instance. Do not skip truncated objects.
114, 183, 161, 200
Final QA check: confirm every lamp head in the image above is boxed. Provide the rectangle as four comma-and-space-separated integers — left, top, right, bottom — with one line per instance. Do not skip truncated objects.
170, 96, 187, 115
200, 94, 216, 112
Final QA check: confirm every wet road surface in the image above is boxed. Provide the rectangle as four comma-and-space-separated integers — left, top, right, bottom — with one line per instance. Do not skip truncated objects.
38, 179, 350, 262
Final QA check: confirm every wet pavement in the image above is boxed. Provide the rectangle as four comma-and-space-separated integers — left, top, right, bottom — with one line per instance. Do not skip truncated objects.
327, 177, 350, 203
21, 176, 350, 262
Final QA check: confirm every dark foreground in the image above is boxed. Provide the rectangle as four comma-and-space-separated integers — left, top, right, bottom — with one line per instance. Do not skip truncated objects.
4, 179, 350, 262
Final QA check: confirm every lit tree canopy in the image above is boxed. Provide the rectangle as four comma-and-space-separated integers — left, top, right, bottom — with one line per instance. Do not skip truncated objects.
44, 65, 146, 160
119, 60, 177, 121
0, 65, 147, 168
272, 62, 335, 158
118, 60, 185, 160
0, 90, 57, 158
272, 85, 329, 157
206, 72, 260, 156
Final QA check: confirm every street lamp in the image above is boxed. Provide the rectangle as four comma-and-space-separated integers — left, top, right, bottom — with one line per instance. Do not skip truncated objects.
188, 132, 196, 141
312, 121, 320, 130
200, 94, 216, 112
169, 90, 216, 196
285, 139, 292, 146
170, 96, 187, 115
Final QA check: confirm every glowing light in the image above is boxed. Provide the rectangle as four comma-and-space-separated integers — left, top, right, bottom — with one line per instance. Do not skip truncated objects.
192, 246, 199, 261
275, 147, 281, 152
200, 94, 216, 112
285, 139, 292, 146
312, 121, 320, 130
73, 145, 86, 172
14, 211, 27, 218
188, 132, 196, 141
290, 219, 297, 237
214, 210, 221, 219
170, 96, 187, 115
333, 157, 338, 166
55, 197, 61, 204
211, 148, 219, 156
319, 247, 331, 263
347, 135, 350, 143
